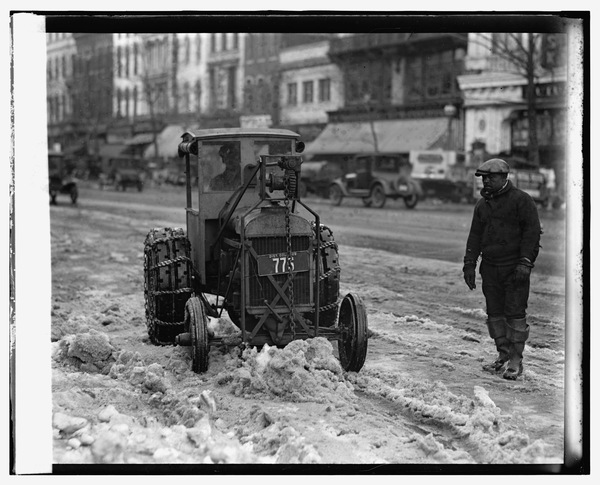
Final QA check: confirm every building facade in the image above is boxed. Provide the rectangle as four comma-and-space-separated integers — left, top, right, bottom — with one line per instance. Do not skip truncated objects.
306, 33, 468, 162
278, 39, 344, 142
457, 33, 567, 168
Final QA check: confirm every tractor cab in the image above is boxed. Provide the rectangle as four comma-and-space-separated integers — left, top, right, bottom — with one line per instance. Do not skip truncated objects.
143, 128, 368, 374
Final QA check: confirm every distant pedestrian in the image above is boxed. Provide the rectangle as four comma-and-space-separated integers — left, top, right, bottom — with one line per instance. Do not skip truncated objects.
462, 158, 542, 380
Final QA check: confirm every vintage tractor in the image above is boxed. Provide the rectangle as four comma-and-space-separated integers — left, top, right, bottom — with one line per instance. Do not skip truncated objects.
143, 128, 368, 373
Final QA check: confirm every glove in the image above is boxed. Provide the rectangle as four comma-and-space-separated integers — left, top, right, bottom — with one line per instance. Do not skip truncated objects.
514, 259, 532, 285
463, 262, 476, 290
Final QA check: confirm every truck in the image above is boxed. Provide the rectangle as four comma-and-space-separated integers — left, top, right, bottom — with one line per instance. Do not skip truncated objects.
409, 150, 473, 203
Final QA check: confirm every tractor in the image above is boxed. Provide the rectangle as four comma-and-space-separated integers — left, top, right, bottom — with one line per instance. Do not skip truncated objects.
143, 128, 368, 373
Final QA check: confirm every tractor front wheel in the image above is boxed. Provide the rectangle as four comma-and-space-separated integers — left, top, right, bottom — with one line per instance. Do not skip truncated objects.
337, 293, 368, 372
185, 296, 209, 373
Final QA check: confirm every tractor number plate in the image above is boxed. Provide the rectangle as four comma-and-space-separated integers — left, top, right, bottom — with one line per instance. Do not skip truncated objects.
256, 251, 310, 276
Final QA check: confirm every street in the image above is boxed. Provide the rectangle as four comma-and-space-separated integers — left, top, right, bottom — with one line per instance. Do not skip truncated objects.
49, 183, 568, 465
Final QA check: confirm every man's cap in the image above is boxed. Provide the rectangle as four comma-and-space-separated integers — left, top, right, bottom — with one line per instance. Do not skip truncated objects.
219, 142, 238, 156
475, 158, 510, 177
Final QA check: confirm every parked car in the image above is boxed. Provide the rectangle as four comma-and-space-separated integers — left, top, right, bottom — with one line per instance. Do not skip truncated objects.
100, 157, 145, 191
410, 150, 473, 203
329, 152, 421, 209
48, 149, 78, 204
299, 161, 343, 198
472, 167, 550, 207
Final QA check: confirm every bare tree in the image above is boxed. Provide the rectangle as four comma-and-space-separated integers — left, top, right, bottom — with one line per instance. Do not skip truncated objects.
468, 33, 566, 167
138, 35, 172, 160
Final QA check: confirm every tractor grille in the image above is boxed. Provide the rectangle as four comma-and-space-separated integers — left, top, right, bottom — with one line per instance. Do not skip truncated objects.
248, 236, 311, 307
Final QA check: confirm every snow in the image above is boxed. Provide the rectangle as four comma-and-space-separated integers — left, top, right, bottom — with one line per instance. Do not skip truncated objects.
45, 189, 568, 467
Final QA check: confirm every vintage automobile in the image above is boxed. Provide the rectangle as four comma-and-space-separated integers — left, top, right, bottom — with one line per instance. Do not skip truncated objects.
299, 160, 343, 198
143, 128, 369, 373
472, 167, 550, 207
48, 149, 78, 205
101, 156, 145, 191
329, 152, 421, 209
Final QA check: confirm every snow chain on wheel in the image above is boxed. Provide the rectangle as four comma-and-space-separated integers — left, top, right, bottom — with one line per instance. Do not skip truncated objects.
309, 222, 341, 327
144, 227, 193, 345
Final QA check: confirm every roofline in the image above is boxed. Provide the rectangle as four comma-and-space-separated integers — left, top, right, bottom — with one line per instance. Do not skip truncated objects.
185, 128, 300, 141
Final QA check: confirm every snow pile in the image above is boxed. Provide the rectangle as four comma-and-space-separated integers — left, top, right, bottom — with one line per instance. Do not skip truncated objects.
55, 329, 117, 374
349, 370, 553, 464
216, 337, 356, 404
52, 404, 268, 464
236, 406, 321, 463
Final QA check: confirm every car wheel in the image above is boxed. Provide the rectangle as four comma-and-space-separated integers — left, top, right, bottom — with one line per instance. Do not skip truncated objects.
70, 186, 78, 204
330, 184, 343, 206
370, 185, 386, 208
404, 193, 418, 209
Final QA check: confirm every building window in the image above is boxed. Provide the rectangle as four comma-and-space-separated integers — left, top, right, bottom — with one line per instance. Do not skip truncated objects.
318, 78, 331, 102
195, 80, 202, 112
117, 47, 122, 77
221, 34, 227, 51
133, 86, 138, 117
227, 66, 237, 109
302, 81, 314, 103
287, 82, 297, 106
196, 34, 202, 64
116, 89, 122, 118
182, 82, 190, 112
184, 37, 190, 64
233, 33, 239, 49
125, 46, 130, 77
211, 34, 216, 53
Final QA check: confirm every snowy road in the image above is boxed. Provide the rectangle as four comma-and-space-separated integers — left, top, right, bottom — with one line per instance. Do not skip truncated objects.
49, 185, 568, 467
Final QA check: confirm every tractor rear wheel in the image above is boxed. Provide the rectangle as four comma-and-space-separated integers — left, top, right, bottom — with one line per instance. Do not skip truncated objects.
309, 223, 340, 328
185, 296, 209, 373
338, 293, 368, 372
144, 228, 193, 345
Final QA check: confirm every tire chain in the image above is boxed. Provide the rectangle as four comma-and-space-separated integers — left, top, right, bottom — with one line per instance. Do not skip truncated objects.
144, 227, 193, 345
309, 222, 341, 316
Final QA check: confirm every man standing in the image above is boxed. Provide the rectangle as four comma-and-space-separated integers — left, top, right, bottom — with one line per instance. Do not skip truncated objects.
463, 159, 542, 380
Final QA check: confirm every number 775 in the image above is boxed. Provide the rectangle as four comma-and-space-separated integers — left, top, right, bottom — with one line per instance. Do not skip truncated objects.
272, 256, 294, 273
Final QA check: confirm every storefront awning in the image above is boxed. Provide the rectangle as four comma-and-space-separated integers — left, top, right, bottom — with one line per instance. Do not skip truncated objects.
142, 124, 185, 159
305, 118, 449, 156
124, 133, 155, 146
98, 143, 127, 159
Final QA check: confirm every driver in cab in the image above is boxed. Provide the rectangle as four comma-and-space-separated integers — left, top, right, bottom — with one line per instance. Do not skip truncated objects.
209, 142, 241, 191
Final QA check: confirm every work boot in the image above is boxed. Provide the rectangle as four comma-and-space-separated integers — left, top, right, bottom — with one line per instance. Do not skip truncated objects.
482, 337, 510, 372
503, 318, 529, 381
482, 317, 510, 373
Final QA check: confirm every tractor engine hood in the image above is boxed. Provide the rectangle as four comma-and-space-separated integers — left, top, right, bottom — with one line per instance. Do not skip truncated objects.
227, 204, 313, 238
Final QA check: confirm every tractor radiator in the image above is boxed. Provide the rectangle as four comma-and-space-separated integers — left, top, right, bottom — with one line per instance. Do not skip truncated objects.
247, 236, 312, 307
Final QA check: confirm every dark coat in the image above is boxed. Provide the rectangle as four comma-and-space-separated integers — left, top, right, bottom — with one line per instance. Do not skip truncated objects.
464, 180, 541, 266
